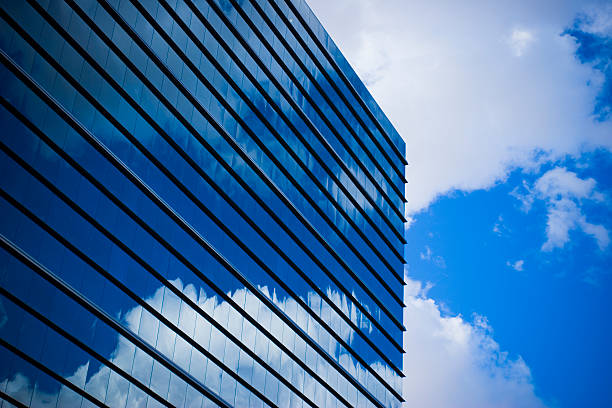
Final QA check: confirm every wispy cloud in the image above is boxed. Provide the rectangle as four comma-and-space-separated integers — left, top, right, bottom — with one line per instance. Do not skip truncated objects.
581, 267, 611, 286
420, 245, 447, 268
493, 215, 510, 236
507, 259, 525, 271
511, 167, 609, 251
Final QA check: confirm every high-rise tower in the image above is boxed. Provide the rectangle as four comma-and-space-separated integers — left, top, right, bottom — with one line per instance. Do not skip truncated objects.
0, 0, 407, 406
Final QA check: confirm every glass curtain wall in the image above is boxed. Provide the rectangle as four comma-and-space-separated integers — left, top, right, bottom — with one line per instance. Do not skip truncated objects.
0, 0, 406, 407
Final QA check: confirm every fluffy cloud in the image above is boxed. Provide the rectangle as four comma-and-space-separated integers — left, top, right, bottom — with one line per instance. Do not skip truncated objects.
512, 167, 609, 251
307, 0, 612, 214
534, 166, 604, 201
402, 278, 546, 408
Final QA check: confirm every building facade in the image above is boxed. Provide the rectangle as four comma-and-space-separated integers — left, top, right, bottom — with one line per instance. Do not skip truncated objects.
0, 0, 406, 407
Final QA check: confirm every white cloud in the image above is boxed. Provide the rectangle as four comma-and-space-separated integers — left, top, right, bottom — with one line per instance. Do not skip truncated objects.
493, 215, 509, 236
420, 245, 433, 260
512, 167, 609, 251
534, 167, 604, 202
404, 215, 415, 231
402, 277, 546, 408
575, 4, 612, 36
510, 180, 536, 212
307, 0, 612, 215
508, 28, 536, 57
541, 197, 580, 250
420, 245, 447, 268
507, 259, 525, 271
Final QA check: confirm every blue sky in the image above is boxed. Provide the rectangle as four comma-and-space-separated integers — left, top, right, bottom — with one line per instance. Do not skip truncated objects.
406, 157, 612, 407
309, 1, 612, 407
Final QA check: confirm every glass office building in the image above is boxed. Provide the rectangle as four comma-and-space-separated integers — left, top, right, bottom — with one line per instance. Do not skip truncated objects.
0, 0, 407, 406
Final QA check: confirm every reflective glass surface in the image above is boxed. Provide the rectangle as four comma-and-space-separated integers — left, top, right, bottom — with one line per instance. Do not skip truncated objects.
0, 0, 406, 407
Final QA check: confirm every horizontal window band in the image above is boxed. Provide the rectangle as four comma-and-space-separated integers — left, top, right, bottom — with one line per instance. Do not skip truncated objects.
274, 0, 408, 170
0, 50, 398, 406
0, 389, 29, 408
0, 287, 175, 408
0, 234, 233, 408
0, 0, 404, 376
